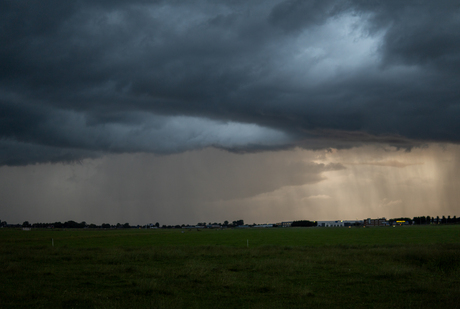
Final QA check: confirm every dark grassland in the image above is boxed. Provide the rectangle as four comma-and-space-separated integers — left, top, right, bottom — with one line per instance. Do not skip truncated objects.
1, 226, 459, 308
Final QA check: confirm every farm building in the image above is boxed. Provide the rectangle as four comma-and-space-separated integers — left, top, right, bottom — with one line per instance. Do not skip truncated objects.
316, 220, 363, 227
317, 220, 344, 227
363, 218, 389, 227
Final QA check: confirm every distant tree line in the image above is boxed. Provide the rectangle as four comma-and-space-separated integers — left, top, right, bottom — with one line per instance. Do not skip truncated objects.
2, 215, 459, 230
412, 215, 459, 225
19, 221, 134, 229
388, 216, 460, 225
291, 220, 317, 227
4, 219, 247, 229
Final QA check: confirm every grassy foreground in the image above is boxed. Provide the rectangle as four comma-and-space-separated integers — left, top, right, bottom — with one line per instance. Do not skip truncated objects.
1, 225, 459, 308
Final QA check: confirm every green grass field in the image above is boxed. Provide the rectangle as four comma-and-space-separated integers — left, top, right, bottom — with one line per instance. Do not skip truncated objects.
1, 225, 459, 308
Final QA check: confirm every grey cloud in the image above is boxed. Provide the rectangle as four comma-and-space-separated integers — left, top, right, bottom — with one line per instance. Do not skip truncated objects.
268, 0, 348, 32
1, 0, 460, 165
367, 1, 460, 72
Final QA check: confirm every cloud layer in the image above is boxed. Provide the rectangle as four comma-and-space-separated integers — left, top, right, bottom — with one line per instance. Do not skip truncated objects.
1, 0, 460, 165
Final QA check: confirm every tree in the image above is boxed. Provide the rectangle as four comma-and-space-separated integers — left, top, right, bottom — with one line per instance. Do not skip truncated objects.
123, 223, 130, 228
22, 221, 31, 227
223, 220, 229, 226
63, 220, 84, 228
291, 220, 317, 227
155, 222, 159, 228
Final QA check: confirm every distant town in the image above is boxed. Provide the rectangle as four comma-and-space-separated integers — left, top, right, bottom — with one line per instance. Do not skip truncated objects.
1, 215, 459, 230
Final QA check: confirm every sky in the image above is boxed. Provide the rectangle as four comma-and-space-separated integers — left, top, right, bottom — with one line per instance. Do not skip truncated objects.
1, 0, 459, 225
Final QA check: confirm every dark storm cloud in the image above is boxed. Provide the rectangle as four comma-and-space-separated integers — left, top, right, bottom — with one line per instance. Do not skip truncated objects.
1, 0, 460, 165
268, 0, 348, 31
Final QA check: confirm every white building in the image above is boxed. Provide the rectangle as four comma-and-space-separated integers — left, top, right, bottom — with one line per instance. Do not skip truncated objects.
316, 220, 344, 227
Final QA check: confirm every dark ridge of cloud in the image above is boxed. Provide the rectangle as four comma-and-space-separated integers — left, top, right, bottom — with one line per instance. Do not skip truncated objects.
300, 129, 427, 147
0, 139, 100, 166
214, 143, 297, 154
1, 0, 460, 165
347, 160, 424, 168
